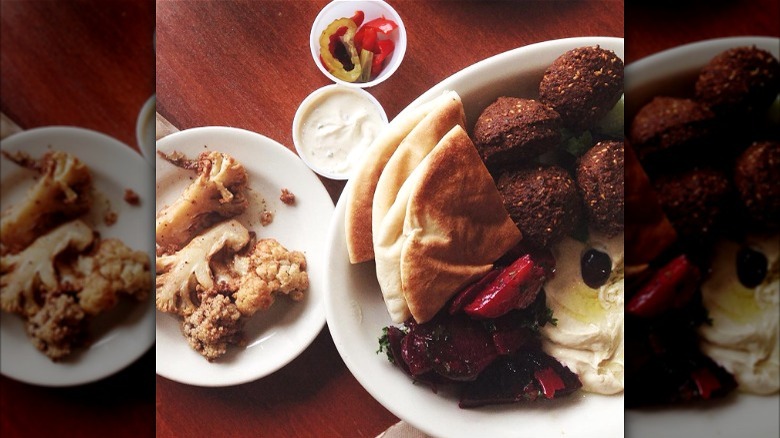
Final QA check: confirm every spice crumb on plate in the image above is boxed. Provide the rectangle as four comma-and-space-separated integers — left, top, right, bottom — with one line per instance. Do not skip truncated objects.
260, 210, 274, 226
280, 188, 296, 205
124, 188, 141, 205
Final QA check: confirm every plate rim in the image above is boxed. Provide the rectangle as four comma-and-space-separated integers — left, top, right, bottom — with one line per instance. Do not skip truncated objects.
625, 35, 780, 75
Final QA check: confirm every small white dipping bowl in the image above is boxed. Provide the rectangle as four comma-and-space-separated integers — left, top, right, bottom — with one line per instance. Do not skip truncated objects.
310, 0, 406, 88
292, 84, 388, 180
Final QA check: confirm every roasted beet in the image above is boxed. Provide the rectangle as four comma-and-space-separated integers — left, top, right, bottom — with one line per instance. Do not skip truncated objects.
489, 309, 544, 355
382, 326, 410, 374
459, 350, 581, 408
401, 329, 434, 376
378, 259, 570, 409
626, 334, 737, 407
459, 355, 538, 408
418, 313, 498, 381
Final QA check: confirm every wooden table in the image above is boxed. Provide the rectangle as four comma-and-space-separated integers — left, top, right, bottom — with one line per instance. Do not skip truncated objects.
625, 0, 780, 63
0, 1, 155, 436
155, 1, 621, 437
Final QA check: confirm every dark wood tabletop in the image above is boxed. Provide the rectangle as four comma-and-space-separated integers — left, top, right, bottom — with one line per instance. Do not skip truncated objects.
0, 0, 155, 437
155, 1, 621, 437
625, 0, 780, 64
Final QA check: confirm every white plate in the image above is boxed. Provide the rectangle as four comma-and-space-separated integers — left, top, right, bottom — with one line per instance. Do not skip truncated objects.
155, 126, 334, 387
625, 36, 780, 438
325, 37, 624, 438
0, 126, 155, 386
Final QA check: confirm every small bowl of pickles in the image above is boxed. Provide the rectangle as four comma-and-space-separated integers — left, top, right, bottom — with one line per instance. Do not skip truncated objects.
310, 0, 406, 88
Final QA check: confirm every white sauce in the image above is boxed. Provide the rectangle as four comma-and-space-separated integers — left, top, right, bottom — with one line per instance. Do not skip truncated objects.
698, 236, 780, 394
295, 87, 386, 178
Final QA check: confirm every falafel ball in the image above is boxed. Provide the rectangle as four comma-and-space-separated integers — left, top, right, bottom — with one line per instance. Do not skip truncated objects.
653, 168, 734, 240
539, 46, 624, 132
734, 140, 780, 230
496, 165, 582, 248
473, 97, 562, 170
629, 96, 717, 171
695, 46, 780, 116
576, 140, 625, 236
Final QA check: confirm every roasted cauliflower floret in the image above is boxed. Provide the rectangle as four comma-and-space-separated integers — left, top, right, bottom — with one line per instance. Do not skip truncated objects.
156, 151, 248, 253
181, 293, 244, 361
155, 219, 250, 316
1, 220, 95, 317
232, 238, 308, 316
74, 239, 152, 315
25, 291, 87, 361
1, 150, 92, 254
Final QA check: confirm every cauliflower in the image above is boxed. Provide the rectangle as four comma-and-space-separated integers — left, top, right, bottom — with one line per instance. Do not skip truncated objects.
155, 219, 250, 316
232, 238, 308, 316
25, 291, 86, 361
156, 151, 248, 253
74, 238, 152, 315
1, 220, 95, 317
181, 293, 243, 361
1, 150, 92, 255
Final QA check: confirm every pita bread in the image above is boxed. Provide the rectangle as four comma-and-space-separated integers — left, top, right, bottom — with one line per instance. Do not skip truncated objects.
373, 93, 466, 321
345, 90, 463, 264
400, 126, 522, 323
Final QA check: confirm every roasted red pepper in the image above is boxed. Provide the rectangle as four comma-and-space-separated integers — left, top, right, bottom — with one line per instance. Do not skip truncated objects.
463, 254, 547, 319
355, 26, 377, 53
534, 367, 566, 399
626, 254, 701, 318
350, 10, 364, 27
449, 269, 500, 314
362, 16, 399, 34
691, 367, 721, 400
371, 39, 395, 76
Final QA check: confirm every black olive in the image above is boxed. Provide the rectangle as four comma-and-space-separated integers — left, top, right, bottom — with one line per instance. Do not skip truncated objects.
581, 249, 612, 289
736, 247, 768, 288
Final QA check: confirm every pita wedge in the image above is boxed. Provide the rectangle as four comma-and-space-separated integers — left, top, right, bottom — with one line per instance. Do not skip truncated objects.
372, 94, 467, 321
378, 126, 522, 323
345, 90, 463, 264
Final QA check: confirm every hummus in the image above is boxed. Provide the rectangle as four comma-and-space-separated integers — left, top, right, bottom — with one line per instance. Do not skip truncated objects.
541, 233, 624, 394
698, 236, 780, 394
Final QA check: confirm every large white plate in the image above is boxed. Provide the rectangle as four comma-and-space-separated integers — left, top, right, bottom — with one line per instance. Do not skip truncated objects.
625, 36, 780, 438
325, 37, 624, 438
0, 126, 155, 386
155, 126, 334, 387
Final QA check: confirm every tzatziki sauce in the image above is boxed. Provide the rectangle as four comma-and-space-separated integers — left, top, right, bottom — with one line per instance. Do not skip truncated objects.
294, 85, 386, 179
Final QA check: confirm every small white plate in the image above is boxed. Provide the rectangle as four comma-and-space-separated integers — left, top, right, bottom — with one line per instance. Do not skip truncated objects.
625, 36, 780, 438
324, 37, 624, 438
155, 126, 334, 387
0, 126, 155, 387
